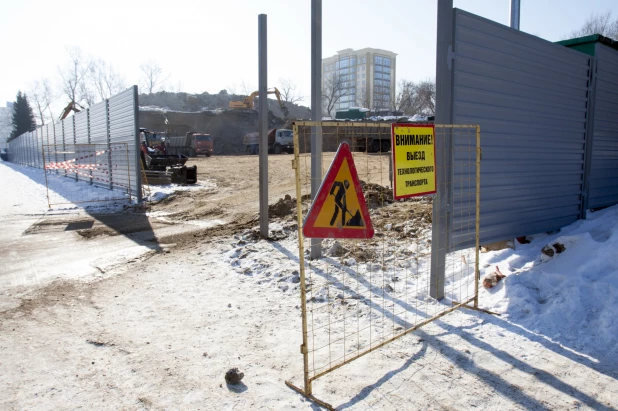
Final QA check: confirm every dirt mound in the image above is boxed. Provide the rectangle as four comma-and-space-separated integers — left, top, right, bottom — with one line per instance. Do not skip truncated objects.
361, 181, 394, 208
268, 195, 296, 218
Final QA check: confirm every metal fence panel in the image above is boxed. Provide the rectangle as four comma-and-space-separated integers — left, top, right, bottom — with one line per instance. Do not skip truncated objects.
451, 9, 591, 248
588, 43, 618, 209
109, 87, 138, 197
74, 110, 89, 144
42, 143, 131, 208
33, 128, 41, 168
74, 110, 90, 182
6, 88, 139, 200
89, 102, 108, 145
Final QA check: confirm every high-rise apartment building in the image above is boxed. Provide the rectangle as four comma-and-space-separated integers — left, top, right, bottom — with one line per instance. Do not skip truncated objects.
322, 48, 397, 116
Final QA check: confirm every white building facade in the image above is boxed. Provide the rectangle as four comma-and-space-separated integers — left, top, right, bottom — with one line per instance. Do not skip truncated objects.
322, 48, 397, 115
0, 102, 13, 145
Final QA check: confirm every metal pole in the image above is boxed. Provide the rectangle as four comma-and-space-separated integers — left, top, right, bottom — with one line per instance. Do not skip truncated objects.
310, 0, 323, 260
430, 0, 454, 301
474, 126, 481, 309
291, 123, 312, 396
510, 0, 520, 30
133, 86, 143, 202
258, 14, 269, 238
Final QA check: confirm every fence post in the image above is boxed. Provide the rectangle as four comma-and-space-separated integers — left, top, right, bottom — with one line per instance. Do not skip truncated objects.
133, 86, 142, 202
258, 14, 269, 238
431, 0, 455, 300
87, 108, 93, 185
52, 122, 58, 175
106, 99, 113, 190
581, 56, 597, 218
72, 116, 78, 181
310, 0, 323, 261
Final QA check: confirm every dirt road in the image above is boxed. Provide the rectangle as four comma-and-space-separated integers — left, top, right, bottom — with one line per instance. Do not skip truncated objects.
149, 152, 394, 235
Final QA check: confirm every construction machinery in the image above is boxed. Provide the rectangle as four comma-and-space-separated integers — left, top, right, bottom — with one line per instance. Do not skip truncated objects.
243, 128, 293, 155
58, 101, 85, 122
139, 128, 197, 185
167, 131, 213, 157
229, 87, 290, 118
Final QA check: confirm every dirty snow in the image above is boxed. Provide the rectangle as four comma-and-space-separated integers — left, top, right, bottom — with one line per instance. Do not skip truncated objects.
1, 158, 617, 410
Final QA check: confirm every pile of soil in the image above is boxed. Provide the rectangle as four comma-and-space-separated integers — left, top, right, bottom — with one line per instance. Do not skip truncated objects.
268, 195, 296, 218
361, 181, 394, 208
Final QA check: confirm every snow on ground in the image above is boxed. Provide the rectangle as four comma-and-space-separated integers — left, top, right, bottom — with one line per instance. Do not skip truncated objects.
477, 205, 618, 362
1, 158, 618, 409
0, 160, 213, 215
0, 160, 215, 295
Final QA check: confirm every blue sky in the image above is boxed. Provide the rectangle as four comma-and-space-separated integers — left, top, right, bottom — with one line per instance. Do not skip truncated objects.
0, 0, 615, 109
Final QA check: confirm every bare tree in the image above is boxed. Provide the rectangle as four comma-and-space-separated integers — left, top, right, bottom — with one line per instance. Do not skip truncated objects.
29, 78, 54, 125
140, 61, 169, 94
278, 77, 303, 103
79, 82, 97, 107
89, 59, 126, 101
58, 47, 91, 105
392, 79, 436, 116
415, 79, 436, 116
171, 80, 184, 94
393, 80, 415, 114
239, 81, 254, 96
566, 11, 618, 40
322, 72, 346, 118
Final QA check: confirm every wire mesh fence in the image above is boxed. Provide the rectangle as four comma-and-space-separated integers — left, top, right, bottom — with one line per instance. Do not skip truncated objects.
287, 121, 480, 407
42, 143, 132, 208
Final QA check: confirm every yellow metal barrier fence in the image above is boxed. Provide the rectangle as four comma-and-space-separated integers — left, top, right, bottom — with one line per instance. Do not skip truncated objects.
286, 121, 481, 409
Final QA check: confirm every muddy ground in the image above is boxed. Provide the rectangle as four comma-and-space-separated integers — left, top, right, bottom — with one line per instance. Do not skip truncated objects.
130, 152, 429, 247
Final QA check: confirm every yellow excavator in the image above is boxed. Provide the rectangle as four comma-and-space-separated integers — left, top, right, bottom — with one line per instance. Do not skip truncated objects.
58, 101, 85, 122
229, 87, 289, 118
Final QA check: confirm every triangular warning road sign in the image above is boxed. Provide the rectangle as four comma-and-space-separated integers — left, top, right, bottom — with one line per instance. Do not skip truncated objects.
303, 142, 374, 239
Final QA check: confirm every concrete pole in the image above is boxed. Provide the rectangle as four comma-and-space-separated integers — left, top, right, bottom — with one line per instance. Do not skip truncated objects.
430, 0, 454, 301
258, 14, 269, 238
510, 0, 520, 30
310, 0, 323, 259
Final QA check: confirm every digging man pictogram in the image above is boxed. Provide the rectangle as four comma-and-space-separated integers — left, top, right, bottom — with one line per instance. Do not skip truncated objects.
329, 179, 363, 227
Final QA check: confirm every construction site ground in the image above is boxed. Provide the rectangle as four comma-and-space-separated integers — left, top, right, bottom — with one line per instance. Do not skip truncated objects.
0, 155, 616, 411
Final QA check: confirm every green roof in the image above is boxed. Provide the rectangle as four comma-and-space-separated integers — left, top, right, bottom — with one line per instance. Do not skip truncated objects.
556, 34, 618, 56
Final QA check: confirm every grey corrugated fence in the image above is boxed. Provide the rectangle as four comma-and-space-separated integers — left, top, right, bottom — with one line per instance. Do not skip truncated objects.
7, 86, 141, 201
437, 8, 618, 251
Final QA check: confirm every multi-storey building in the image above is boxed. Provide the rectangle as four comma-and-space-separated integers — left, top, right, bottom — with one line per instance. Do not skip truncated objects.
322, 48, 397, 115
0, 102, 13, 144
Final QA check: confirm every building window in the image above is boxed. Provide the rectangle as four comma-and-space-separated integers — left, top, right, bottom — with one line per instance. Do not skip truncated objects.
384, 57, 391, 67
